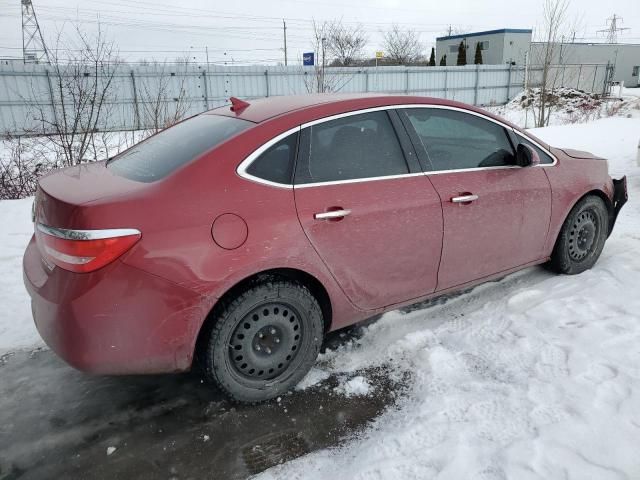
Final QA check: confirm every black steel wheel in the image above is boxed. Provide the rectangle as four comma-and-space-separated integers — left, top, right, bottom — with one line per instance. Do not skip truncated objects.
228, 302, 304, 382
200, 279, 324, 403
548, 195, 608, 275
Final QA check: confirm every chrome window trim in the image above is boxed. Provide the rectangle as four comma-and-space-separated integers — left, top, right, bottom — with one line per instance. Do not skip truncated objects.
37, 223, 141, 240
295, 172, 425, 189
235, 126, 299, 190
236, 104, 558, 189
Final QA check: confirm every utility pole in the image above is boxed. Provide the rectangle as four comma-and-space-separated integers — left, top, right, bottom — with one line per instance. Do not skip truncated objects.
597, 14, 630, 43
21, 0, 49, 64
283, 19, 288, 66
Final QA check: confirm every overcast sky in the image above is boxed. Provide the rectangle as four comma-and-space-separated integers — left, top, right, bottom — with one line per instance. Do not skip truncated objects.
1, 0, 639, 64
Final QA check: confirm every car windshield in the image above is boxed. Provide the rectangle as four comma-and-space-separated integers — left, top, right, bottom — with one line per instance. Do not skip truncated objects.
107, 115, 252, 182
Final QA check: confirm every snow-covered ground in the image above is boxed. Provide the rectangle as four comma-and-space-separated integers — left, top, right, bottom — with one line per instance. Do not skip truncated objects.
486, 87, 640, 128
0, 197, 42, 353
1, 103, 640, 478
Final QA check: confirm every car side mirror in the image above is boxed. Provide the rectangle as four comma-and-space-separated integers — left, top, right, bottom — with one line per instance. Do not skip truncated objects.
516, 143, 540, 167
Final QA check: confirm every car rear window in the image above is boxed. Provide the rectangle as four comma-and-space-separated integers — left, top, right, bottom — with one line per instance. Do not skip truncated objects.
107, 115, 252, 182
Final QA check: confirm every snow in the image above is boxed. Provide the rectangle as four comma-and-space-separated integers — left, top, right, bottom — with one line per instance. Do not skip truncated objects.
258, 117, 640, 479
0, 198, 43, 353
106, 446, 117, 456
335, 376, 373, 397
486, 87, 640, 128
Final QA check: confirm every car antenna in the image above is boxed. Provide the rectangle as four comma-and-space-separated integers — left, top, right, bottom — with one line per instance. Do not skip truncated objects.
229, 97, 250, 113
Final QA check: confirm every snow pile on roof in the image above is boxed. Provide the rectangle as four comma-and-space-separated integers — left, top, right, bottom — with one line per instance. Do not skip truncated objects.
257, 116, 640, 479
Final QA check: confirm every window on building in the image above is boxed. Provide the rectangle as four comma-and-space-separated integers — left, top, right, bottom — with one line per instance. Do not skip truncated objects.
449, 45, 458, 53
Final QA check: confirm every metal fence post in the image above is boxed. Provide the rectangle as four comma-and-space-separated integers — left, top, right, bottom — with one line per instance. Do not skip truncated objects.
576, 64, 582, 90
405, 69, 409, 94
364, 70, 369, 92
264, 70, 270, 97
130, 70, 140, 130
45, 69, 59, 129
444, 68, 448, 99
202, 70, 209, 109
506, 63, 512, 103
473, 64, 480, 105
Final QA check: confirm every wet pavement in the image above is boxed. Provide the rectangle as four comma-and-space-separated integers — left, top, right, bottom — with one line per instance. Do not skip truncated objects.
0, 322, 405, 480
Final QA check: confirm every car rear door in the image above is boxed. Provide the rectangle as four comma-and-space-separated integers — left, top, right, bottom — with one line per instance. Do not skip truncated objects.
293, 109, 443, 311
399, 107, 552, 291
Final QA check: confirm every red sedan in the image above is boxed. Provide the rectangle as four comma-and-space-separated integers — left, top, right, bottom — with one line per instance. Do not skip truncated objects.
23, 94, 627, 402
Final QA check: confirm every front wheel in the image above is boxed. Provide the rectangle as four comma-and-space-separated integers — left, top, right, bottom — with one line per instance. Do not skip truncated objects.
200, 279, 324, 403
547, 195, 609, 275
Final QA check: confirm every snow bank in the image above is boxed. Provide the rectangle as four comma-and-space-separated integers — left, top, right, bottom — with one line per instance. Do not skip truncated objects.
0, 198, 43, 353
257, 117, 640, 479
486, 87, 640, 127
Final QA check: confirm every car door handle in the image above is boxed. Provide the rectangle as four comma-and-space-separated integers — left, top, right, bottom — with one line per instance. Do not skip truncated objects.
451, 194, 479, 203
314, 209, 351, 220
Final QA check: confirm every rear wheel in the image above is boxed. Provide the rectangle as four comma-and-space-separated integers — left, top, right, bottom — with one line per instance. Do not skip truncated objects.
548, 195, 609, 275
200, 280, 323, 403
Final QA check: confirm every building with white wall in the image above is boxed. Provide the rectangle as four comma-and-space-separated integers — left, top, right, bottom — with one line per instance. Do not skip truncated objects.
436, 29, 533, 66
530, 42, 640, 87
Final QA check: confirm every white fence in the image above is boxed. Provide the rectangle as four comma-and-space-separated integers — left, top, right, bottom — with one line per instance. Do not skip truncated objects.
0, 61, 611, 136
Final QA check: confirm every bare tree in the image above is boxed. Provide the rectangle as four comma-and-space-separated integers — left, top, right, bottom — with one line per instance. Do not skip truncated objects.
0, 135, 45, 199
27, 22, 120, 167
138, 62, 191, 135
382, 25, 423, 65
325, 21, 367, 66
303, 20, 339, 93
529, 0, 571, 127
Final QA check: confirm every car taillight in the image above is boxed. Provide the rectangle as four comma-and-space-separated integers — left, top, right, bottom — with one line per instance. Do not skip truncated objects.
35, 224, 141, 273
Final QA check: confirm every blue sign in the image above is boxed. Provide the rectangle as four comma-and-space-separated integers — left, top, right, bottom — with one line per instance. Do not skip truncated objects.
303, 52, 314, 66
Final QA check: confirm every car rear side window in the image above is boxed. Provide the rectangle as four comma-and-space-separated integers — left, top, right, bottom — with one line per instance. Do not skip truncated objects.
295, 111, 409, 184
514, 133, 555, 164
108, 115, 252, 182
404, 108, 515, 171
246, 132, 298, 185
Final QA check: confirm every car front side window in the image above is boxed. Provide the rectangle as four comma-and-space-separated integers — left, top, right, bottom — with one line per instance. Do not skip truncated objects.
295, 111, 409, 184
403, 108, 516, 171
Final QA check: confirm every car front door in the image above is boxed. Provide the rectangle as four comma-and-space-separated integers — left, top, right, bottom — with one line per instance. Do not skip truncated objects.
400, 107, 552, 291
293, 110, 443, 310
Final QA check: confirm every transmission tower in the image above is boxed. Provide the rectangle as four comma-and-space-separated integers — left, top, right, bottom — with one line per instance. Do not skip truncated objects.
597, 14, 630, 44
21, 0, 49, 64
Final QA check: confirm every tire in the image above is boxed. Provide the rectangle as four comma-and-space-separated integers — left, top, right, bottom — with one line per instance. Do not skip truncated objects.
200, 280, 324, 403
548, 195, 609, 275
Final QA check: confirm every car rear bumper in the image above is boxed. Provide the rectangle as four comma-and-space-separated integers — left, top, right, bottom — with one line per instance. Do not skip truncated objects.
609, 176, 628, 236
23, 235, 208, 374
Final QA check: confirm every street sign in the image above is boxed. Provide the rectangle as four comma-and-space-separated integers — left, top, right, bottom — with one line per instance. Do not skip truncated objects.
303, 52, 314, 66
375, 51, 384, 59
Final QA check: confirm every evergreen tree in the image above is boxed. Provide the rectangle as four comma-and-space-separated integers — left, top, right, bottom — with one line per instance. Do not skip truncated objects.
456, 41, 467, 66
474, 42, 483, 64
428, 47, 436, 66
439, 54, 446, 66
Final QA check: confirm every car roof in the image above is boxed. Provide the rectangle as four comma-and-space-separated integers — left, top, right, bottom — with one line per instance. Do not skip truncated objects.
205, 93, 477, 123
205, 93, 550, 149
